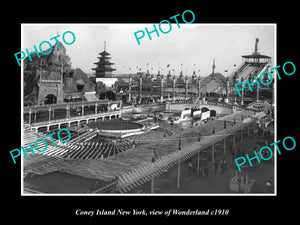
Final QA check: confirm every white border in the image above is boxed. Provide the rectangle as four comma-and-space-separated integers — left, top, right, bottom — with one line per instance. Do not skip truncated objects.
21, 23, 277, 196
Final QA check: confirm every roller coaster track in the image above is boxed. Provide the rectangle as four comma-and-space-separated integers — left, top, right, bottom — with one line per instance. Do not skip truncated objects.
116, 119, 257, 193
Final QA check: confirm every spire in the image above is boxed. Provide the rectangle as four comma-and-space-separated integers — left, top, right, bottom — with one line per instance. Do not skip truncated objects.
212, 59, 216, 80
212, 59, 216, 74
104, 41, 106, 51
254, 38, 259, 54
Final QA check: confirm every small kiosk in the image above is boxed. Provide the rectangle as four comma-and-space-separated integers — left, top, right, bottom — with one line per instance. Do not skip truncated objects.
230, 171, 256, 193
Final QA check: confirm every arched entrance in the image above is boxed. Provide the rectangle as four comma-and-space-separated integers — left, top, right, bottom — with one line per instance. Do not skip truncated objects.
44, 94, 57, 104
99, 91, 117, 101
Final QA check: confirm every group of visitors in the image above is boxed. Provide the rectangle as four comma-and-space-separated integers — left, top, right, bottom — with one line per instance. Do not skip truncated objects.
214, 158, 228, 174
187, 157, 228, 179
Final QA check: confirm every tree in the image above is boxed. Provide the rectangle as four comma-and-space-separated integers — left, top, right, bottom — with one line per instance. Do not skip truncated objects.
96, 81, 107, 96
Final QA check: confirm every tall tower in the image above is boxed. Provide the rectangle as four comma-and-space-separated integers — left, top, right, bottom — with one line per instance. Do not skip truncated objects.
92, 41, 116, 78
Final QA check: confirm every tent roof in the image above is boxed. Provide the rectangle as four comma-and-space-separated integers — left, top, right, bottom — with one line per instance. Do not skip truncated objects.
201, 72, 226, 87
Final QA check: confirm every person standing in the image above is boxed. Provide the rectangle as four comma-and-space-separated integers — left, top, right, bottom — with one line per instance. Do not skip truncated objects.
265, 177, 273, 193
198, 132, 201, 142
220, 158, 227, 174
197, 166, 202, 178
188, 160, 193, 174
214, 160, 219, 174
204, 165, 209, 178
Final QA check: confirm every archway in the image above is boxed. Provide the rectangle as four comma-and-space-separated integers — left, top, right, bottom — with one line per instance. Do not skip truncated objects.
44, 94, 57, 104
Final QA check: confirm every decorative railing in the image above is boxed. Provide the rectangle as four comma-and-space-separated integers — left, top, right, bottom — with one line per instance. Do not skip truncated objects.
30, 110, 122, 127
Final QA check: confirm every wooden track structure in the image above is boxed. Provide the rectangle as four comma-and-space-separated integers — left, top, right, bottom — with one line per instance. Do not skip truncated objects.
23, 111, 264, 193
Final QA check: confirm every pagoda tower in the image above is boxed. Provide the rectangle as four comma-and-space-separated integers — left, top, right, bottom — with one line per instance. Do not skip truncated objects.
92, 41, 116, 78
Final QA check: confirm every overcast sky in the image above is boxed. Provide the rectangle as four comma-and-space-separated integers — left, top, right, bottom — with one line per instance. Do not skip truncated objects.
22, 24, 275, 77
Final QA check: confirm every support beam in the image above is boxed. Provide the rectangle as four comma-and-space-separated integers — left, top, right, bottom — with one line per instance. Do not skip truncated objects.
241, 128, 243, 142
198, 76, 201, 99
256, 81, 260, 101
160, 76, 164, 102
212, 144, 215, 163
177, 160, 181, 189
185, 76, 188, 101
66, 105, 70, 119
48, 107, 51, 123
150, 176, 155, 193
139, 76, 142, 104
28, 110, 32, 125
196, 151, 200, 172
248, 124, 251, 137
223, 137, 226, 156
241, 77, 244, 105
128, 76, 132, 103
172, 77, 176, 102
34, 109, 37, 123
233, 132, 236, 149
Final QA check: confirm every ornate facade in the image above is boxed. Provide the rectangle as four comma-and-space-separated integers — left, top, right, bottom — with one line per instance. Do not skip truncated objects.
23, 41, 94, 106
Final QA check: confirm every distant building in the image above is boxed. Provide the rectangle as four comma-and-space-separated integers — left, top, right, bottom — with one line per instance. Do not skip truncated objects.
200, 72, 226, 95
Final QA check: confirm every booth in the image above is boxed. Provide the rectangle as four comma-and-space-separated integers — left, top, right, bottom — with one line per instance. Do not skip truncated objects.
230, 172, 256, 193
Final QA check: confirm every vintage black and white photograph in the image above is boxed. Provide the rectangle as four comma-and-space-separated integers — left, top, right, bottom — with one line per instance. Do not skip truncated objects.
21, 23, 276, 195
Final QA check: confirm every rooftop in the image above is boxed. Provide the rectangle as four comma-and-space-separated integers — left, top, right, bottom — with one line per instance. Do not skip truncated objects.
201, 72, 226, 87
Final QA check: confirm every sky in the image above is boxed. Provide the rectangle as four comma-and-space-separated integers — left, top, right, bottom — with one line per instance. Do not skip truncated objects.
22, 23, 275, 77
